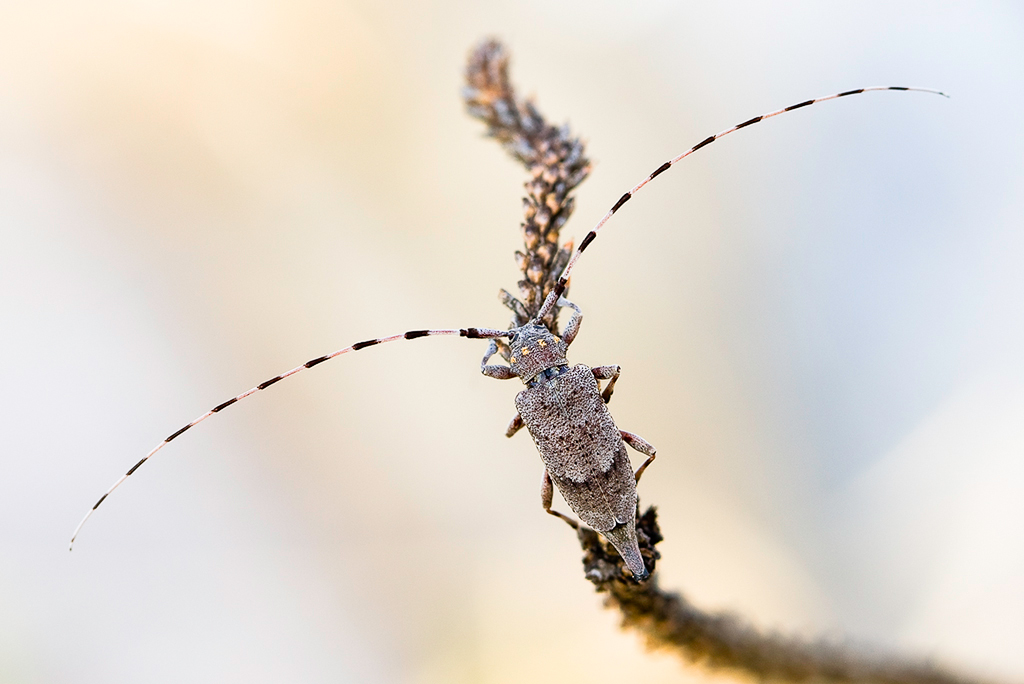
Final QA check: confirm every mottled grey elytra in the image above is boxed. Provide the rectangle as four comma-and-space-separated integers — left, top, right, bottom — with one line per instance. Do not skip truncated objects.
481, 299, 656, 580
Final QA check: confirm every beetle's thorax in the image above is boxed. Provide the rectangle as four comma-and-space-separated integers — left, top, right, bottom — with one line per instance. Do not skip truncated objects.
508, 323, 569, 383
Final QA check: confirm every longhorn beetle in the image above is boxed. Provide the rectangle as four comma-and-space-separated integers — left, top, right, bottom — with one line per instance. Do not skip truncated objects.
70, 69, 946, 580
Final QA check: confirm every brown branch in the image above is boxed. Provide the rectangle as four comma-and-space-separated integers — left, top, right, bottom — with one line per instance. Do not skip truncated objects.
464, 38, 995, 684
580, 507, 988, 684
464, 38, 590, 330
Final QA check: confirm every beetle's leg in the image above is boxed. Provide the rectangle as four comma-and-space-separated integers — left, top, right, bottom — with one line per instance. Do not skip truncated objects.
620, 430, 657, 483
591, 365, 621, 404
506, 413, 524, 438
556, 296, 582, 346
481, 339, 516, 380
541, 469, 579, 529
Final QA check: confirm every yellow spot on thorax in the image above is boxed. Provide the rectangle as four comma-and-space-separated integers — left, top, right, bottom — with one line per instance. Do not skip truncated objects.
521, 348, 530, 355
538, 340, 547, 347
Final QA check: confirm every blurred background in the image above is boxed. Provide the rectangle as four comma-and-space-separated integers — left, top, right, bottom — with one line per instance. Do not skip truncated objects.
2, 1, 1023, 682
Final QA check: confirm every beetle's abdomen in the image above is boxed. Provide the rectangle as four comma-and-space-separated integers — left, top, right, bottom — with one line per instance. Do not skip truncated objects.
515, 364, 637, 532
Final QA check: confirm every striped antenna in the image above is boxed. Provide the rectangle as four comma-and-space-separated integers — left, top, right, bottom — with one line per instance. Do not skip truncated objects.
69, 325, 508, 549
535, 86, 949, 321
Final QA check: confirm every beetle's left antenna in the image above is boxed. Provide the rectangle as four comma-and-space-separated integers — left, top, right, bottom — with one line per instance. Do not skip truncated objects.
534, 85, 948, 321
69, 326, 508, 549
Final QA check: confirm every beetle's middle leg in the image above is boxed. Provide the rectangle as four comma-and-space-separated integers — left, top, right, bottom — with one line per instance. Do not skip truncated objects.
541, 469, 579, 529
621, 430, 657, 483
591, 365, 621, 404
505, 413, 524, 437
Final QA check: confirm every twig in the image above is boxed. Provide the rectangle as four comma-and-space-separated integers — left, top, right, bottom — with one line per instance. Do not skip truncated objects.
581, 507, 985, 684
464, 38, 590, 330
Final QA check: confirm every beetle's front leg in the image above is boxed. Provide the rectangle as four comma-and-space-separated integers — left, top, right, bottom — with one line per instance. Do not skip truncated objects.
591, 365, 621, 404
481, 339, 516, 380
541, 469, 579, 529
557, 297, 582, 346
620, 430, 657, 483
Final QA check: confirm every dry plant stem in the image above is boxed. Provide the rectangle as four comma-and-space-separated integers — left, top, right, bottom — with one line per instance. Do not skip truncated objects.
581, 507, 986, 684
464, 39, 591, 330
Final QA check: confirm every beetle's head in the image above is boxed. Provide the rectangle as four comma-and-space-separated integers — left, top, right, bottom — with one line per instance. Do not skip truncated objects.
507, 323, 568, 383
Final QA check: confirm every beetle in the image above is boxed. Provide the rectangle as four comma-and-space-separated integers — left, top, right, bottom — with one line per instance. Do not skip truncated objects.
482, 298, 657, 579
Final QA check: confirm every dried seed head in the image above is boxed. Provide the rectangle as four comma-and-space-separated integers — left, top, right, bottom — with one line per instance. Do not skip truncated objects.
545, 193, 562, 213
527, 258, 545, 284
464, 38, 591, 330
522, 224, 540, 250
536, 243, 554, 265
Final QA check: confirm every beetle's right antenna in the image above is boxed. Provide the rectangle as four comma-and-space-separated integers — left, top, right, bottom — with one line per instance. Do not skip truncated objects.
69, 325, 508, 549
534, 85, 948, 321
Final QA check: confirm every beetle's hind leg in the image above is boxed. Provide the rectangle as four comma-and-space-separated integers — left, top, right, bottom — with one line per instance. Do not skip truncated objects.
621, 430, 657, 483
541, 469, 579, 529
591, 365, 621, 404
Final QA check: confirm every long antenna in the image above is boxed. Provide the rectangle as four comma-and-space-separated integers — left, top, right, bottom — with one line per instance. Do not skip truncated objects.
535, 86, 948, 321
69, 326, 508, 549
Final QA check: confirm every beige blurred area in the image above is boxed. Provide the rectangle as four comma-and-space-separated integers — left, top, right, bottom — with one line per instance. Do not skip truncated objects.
2, 2, 1023, 683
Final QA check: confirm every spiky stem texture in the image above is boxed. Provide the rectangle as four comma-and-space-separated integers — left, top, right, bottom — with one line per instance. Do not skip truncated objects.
464, 39, 590, 330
